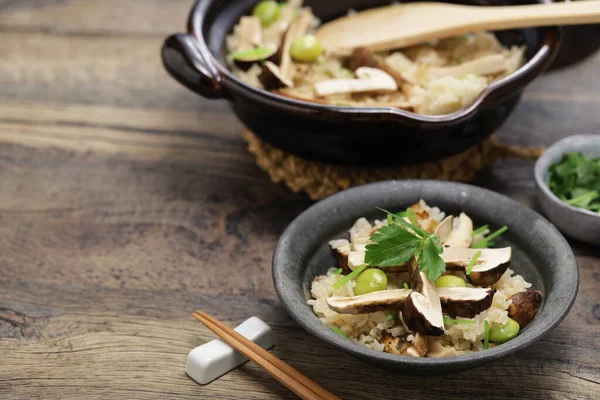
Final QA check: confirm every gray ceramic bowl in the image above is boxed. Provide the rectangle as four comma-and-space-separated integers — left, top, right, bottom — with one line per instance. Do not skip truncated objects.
535, 135, 600, 246
272, 180, 578, 374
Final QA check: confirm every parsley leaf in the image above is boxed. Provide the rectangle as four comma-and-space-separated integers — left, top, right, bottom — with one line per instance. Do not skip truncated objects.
418, 239, 446, 282
548, 152, 600, 213
365, 224, 421, 267
366, 208, 446, 281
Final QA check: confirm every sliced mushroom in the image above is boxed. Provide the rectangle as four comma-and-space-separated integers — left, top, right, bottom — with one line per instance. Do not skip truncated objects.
444, 213, 473, 248
433, 215, 453, 244
428, 54, 507, 79
403, 258, 444, 336
347, 251, 366, 270
330, 239, 351, 273
436, 287, 496, 318
237, 16, 263, 51
427, 341, 460, 358
327, 288, 412, 314
260, 61, 294, 89
508, 290, 543, 327
280, 10, 314, 80
348, 46, 405, 87
441, 247, 511, 287
314, 67, 398, 97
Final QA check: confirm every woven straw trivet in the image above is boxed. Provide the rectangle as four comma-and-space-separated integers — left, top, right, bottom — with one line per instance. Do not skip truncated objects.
243, 129, 544, 200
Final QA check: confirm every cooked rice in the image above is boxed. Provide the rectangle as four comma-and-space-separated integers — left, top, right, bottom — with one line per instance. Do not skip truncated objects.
226, 2, 525, 115
308, 201, 533, 356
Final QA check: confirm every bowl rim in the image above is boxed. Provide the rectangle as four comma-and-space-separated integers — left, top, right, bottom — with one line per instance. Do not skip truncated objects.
187, 0, 561, 125
272, 180, 578, 370
534, 134, 600, 219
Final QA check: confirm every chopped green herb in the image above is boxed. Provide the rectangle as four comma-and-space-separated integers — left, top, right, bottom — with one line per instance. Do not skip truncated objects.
331, 265, 366, 290
386, 314, 396, 321
472, 224, 489, 237
483, 320, 490, 349
366, 208, 446, 281
331, 326, 348, 339
472, 226, 508, 248
331, 268, 343, 275
443, 316, 477, 325
403, 282, 409, 290
387, 213, 394, 225
456, 57, 463, 65
229, 47, 273, 61
466, 250, 482, 276
548, 152, 600, 213
341, 68, 353, 77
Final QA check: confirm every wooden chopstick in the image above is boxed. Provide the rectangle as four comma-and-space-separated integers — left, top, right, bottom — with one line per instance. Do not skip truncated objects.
192, 310, 340, 400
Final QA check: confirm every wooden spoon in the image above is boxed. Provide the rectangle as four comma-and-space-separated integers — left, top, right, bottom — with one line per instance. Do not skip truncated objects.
315, 1, 600, 54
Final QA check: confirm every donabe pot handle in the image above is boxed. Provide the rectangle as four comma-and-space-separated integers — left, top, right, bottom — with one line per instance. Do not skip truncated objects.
161, 33, 226, 99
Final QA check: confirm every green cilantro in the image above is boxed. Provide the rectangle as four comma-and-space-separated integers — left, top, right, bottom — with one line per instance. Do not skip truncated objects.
366, 208, 446, 282
548, 152, 600, 213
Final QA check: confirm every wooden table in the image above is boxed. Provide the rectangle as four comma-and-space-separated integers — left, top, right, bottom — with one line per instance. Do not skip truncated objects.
0, 1, 598, 399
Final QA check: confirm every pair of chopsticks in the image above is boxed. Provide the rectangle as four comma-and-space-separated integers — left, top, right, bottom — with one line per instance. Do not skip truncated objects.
192, 310, 341, 400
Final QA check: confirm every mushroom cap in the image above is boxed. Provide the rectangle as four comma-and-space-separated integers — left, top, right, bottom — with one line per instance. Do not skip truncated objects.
442, 247, 512, 287
433, 215, 453, 245
259, 61, 294, 89
508, 290, 543, 327
404, 260, 444, 336
437, 287, 496, 318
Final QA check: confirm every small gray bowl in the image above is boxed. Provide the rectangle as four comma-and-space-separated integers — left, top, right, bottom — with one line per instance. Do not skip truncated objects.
534, 134, 600, 246
272, 180, 578, 374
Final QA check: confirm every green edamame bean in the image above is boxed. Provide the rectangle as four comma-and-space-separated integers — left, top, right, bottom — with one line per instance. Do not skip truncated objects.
435, 275, 467, 288
290, 35, 323, 62
354, 268, 387, 296
489, 317, 520, 344
252, 1, 280, 27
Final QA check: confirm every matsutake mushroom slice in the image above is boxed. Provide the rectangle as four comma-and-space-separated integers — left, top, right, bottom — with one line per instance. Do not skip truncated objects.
436, 287, 495, 318
433, 215, 453, 245
403, 259, 445, 336
260, 61, 294, 89
314, 67, 398, 97
442, 247, 511, 287
348, 46, 405, 87
508, 290, 543, 327
327, 288, 412, 314
444, 213, 473, 248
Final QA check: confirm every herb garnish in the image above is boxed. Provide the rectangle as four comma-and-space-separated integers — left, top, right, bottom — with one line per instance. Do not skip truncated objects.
443, 317, 476, 325
466, 250, 482, 276
331, 268, 343, 275
366, 209, 446, 282
472, 224, 489, 237
472, 225, 507, 249
403, 282, 409, 290
331, 265, 366, 290
386, 314, 396, 321
548, 152, 600, 213
331, 327, 348, 339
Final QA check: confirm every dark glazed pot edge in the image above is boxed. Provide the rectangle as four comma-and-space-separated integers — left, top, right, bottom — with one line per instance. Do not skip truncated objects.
181, 0, 561, 128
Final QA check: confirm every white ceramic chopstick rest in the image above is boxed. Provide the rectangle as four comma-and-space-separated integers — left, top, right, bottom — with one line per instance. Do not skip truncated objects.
186, 316, 274, 385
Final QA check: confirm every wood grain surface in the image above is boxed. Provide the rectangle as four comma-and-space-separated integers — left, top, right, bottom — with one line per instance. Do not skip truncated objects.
0, 1, 599, 399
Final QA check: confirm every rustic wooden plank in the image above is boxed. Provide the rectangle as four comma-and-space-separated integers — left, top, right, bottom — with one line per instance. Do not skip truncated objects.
0, 255, 597, 400
0, 0, 193, 36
